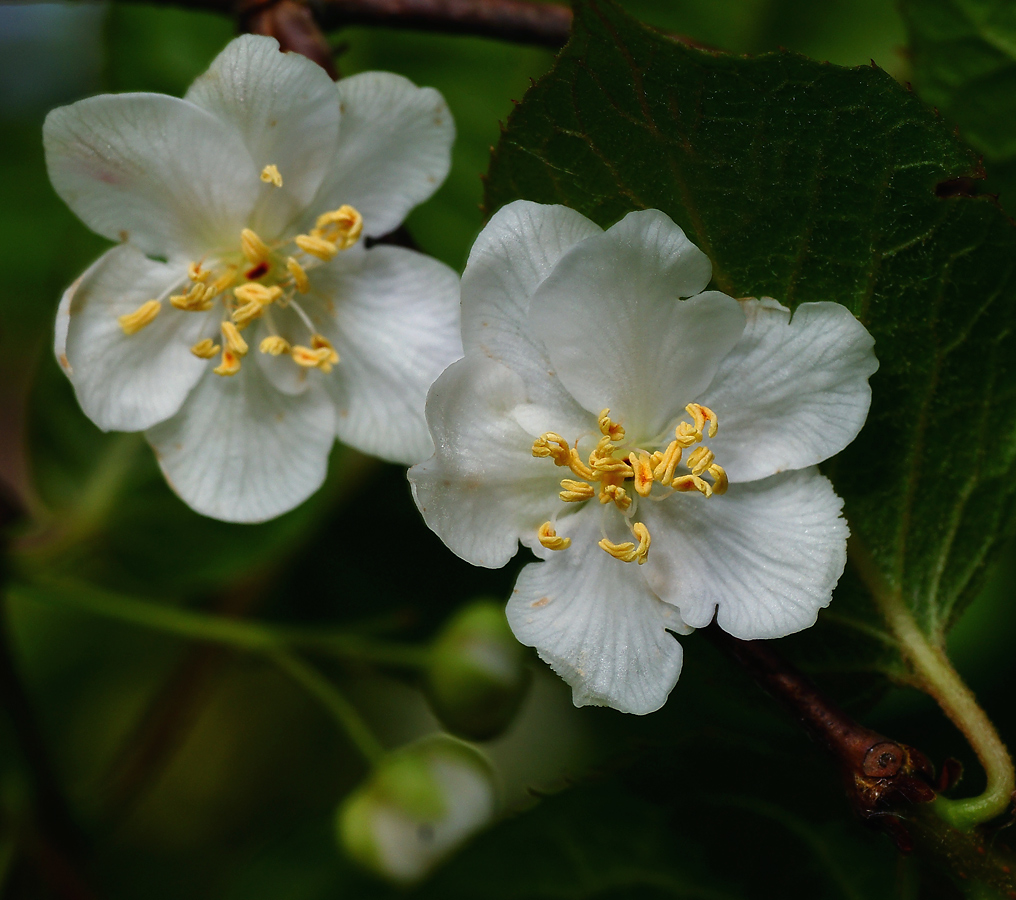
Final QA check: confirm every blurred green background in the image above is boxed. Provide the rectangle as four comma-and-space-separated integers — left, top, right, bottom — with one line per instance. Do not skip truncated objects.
0, 1, 1013, 897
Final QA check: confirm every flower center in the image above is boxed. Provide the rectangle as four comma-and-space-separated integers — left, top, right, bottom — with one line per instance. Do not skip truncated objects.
115, 164, 363, 378
531, 403, 728, 564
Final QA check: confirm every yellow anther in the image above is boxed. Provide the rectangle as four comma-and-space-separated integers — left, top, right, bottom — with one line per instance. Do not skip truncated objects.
652, 440, 683, 486
672, 474, 712, 498
232, 301, 264, 328
314, 205, 363, 251
538, 522, 571, 551
629, 451, 654, 497
599, 483, 631, 511
188, 261, 211, 282
675, 421, 702, 446
259, 336, 292, 356
598, 523, 650, 564
221, 321, 248, 356
241, 228, 271, 265
286, 257, 309, 293
171, 282, 213, 312
559, 479, 595, 502
260, 164, 283, 187
233, 283, 277, 305
533, 433, 571, 465
311, 334, 339, 366
590, 447, 633, 477
213, 349, 241, 377
686, 403, 718, 439
190, 337, 220, 359
292, 345, 335, 372
118, 299, 161, 335
686, 446, 715, 477
295, 233, 338, 261
598, 408, 625, 441
708, 463, 729, 495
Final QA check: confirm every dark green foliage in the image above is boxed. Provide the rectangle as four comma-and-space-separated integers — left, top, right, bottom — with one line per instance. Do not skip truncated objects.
485, 0, 1016, 672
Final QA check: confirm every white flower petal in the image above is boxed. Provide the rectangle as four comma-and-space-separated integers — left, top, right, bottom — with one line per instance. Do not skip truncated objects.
409, 355, 564, 569
185, 35, 340, 238
508, 508, 687, 715
311, 245, 462, 464
44, 93, 258, 258
643, 468, 848, 639
307, 72, 454, 238
146, 363, 336, 523
529, 209, 745, 438
697, 299, 878, 483
460, 200, 601, 428
58, 245, 213, 432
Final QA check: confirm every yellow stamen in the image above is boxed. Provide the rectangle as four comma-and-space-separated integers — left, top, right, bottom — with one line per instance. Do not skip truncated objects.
532, 433, 572, 465
598, 523, 650, 564
221, 321, 248, 357
686, 403, 719, 439
599, 483, 631, 511
672, 474, 712, 497
629, 451, 654, 497
190, 337, 220, 359
118, 299, 161, 335
686, 446, 715, 477
292, 345, 334, 372
260, 164, 283, 187
213, 349, 241, 377
294, 233, 338, 261
188, 261, 211, 282
708, 463, 729, 495
314, 205, 363, 251
232, 301, 264, 328
538, 522, 570, 551
241, 228, 271, 265
652, 440, 683, 486
287, 257, 309, 293
598, 408, 625, 441
559, 479, 595, 502
234, 283, 282, 306
311, 334, 339, 366
259, 336, 291, 356
170, 283, 213, 312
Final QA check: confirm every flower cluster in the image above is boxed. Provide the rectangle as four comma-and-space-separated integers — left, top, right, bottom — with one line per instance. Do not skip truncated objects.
409, 202, 878, 714
46, 35, 462, 522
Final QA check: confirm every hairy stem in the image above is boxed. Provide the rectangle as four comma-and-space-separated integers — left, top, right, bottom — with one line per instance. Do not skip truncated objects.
880, 592, 1015, 830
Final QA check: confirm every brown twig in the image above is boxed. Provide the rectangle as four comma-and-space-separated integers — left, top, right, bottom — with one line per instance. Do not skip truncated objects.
245, 0, 339, 76
705, 625, 940, 850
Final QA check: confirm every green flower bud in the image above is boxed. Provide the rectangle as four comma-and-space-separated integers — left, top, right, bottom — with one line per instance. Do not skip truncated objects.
425, 600, 531, 740
337, 735, 496, 884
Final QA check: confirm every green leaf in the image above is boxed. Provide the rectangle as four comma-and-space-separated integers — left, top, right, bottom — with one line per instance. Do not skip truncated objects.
901, 0, 1016, 212
484, 0, 1016, 673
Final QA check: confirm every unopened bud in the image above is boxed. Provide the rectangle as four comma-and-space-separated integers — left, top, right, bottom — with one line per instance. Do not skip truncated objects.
337, 735, 496, 884
425, 600, 530, 740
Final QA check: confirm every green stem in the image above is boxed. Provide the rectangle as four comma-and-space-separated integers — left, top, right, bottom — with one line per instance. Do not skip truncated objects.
264, 648, 384, 765
10, 579, 415, 765
879, 591, 1014, 830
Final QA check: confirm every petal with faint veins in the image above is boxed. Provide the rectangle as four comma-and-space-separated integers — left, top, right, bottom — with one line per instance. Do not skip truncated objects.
508, 509, 688, 715
185, 34, 340, 238
147, 362, 336, 523
643, 468, 848, 639
529, 209, 744, 439
311, 244, 462, 465
696, 298, 878, 483
44, 93, 258, 258
59, 244, 213, 432
306, 72, 454, 239
409, 354, 567, 569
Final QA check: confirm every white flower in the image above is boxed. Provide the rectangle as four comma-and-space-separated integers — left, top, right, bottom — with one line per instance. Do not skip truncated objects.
45, 35, 462, 522
409, 201, 878, 715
